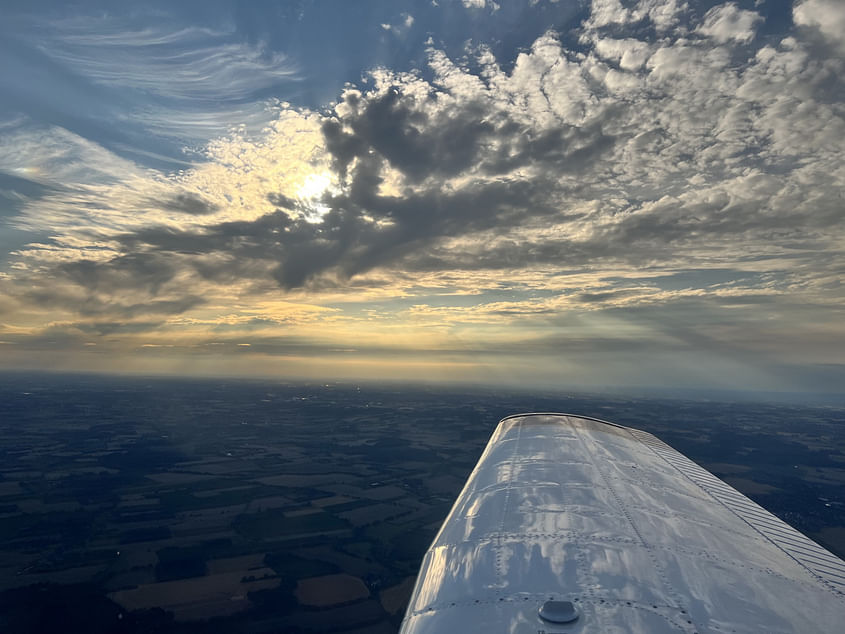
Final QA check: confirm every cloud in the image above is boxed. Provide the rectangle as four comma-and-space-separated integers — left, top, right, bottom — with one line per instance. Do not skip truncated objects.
793, 0, 845, 54
8, 15, 301, 144
697, 3, 762, 45
8, 8, 844, 297
585, 0, 688, 31
381, 13, 415, 35
37, 18, 298, 102
593, 37, 652, 71
154, 193, 220, 216
463, 0, 500, 10
0, 124, 144, 189
0, 0, 843, 391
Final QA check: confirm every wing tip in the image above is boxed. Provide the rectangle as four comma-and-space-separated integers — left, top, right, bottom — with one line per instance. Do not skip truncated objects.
498, 412, 636, 432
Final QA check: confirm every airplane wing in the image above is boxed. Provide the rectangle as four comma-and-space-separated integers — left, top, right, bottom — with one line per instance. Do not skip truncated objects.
399, 413, 845, 633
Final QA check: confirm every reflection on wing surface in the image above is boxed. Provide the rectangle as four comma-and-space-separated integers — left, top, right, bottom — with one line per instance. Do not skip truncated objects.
400, 413, 845, 633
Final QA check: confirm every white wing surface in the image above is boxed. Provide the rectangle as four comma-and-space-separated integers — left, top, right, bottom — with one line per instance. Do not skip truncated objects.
400, 413, 845, 633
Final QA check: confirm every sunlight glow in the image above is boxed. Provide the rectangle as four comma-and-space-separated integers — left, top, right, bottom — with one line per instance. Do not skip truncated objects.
296, 171, 336, 222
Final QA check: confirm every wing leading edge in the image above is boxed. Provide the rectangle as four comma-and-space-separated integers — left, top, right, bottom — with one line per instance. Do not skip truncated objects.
399, 413, 845, 633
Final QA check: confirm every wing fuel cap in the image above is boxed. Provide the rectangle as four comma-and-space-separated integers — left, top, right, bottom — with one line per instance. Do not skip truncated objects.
539, 600, 579, 624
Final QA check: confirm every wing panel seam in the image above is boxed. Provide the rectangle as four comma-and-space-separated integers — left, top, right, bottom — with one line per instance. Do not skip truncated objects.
629, 427, 845, 600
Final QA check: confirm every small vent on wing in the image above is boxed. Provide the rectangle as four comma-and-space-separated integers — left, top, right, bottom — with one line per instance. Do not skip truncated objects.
539, 600, 579, 624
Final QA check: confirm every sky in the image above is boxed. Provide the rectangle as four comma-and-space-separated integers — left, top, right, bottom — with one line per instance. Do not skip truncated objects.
0, 0, 843, 394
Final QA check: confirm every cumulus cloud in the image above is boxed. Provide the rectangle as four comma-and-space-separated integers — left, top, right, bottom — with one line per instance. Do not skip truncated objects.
381, 13, 415, 35
697, 3, 762, 44
585, 0, 688, 31
594, 37, 652, 70
794, 0, 845, 54
463, 0, 499, 9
